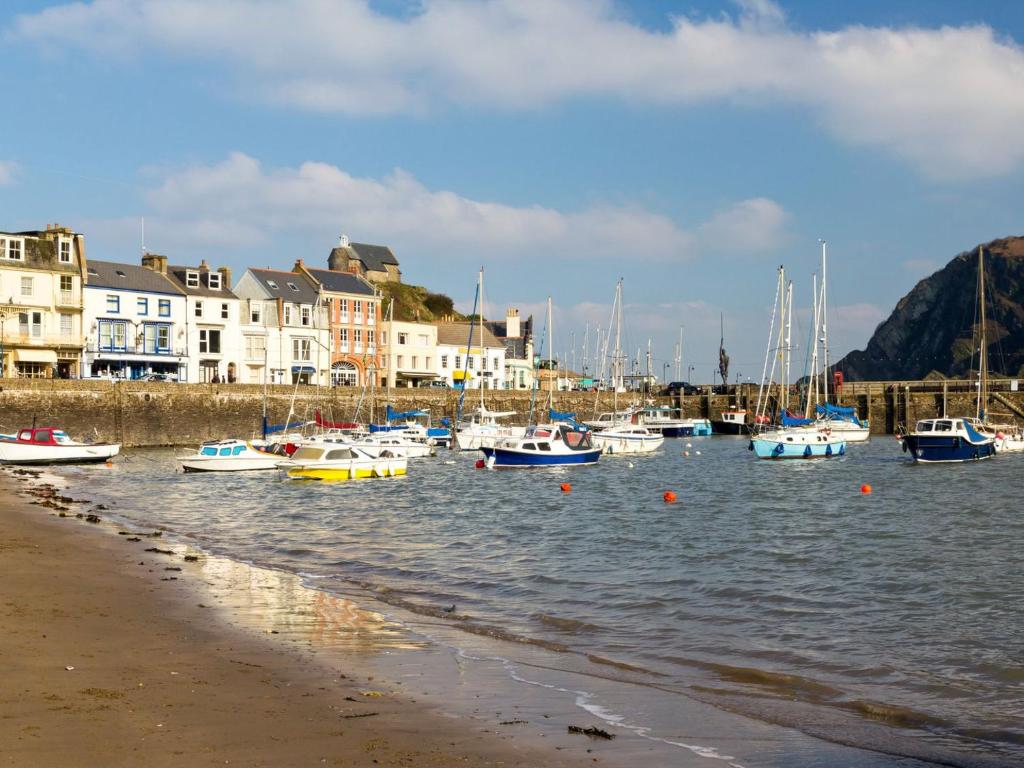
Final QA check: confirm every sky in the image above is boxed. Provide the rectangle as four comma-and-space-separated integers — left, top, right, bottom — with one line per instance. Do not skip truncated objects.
2, 0, 1023, 383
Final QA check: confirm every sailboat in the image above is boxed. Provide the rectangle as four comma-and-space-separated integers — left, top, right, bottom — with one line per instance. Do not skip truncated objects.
901, 246, 996, 462
480, 297, 602, 468
749, 265, 847, 459
453, 268, 526, 451
590, 280, 664, 455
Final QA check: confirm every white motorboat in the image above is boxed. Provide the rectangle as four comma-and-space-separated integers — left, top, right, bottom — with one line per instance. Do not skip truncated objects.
591, 424, 664, 454
582, 409, 636, 431
0, 427, 120, 465
177, 439, 283, 472
454, 406, 526, 451
337, 433, 435, 458
282, 444, 407, 480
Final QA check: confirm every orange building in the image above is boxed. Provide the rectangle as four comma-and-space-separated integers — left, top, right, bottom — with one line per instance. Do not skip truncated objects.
293, 259, 381, 387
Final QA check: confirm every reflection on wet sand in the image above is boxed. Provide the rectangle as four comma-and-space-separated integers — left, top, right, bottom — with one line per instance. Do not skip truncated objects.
197, 555, 427, 652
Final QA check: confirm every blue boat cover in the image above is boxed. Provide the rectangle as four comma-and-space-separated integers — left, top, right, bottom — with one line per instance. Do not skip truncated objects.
817, 402, 861, 426
386, 405, 427, 422
263, 419, 306, 435
781, 411, 814, 427
548, 408, 576, 423
963, 419, 990, 444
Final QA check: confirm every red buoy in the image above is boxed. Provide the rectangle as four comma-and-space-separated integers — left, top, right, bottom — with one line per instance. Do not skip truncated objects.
475, 459, 486, 469
860, 484, 872, 495
560, 483, 572, 493
663, 490, 677, 503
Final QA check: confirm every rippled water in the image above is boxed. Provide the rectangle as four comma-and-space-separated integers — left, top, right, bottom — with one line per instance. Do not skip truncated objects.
55, 437, 1024, 766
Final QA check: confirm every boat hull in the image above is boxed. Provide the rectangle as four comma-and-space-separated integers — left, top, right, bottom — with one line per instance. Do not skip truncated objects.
287, 465, 407, 480
0, 442, 120, 464
592, 434, 664, 454
750, 436, 846, 459
710, 420, 747, 436
180, 457, 280, 472
901, 435, 996, 463
480, 446, 601, 468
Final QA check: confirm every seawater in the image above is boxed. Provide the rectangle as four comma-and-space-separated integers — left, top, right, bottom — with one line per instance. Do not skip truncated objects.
56, 437, 1023, 766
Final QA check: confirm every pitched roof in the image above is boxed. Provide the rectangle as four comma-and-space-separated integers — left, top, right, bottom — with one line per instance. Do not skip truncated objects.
307, 268, 375, 296
247, 268, 320, 304
434, 322, 504, 348
349, 242, 399, 272
166, 264, 239, 299
86, 260, 184, 295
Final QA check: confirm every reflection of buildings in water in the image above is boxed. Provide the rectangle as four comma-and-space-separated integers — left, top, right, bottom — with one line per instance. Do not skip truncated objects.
198, 555, 423, 652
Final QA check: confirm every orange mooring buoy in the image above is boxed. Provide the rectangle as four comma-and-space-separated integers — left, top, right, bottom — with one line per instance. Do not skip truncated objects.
560, 483, 572, 493
663, 490, 677, 503
475, 459, 485, 469
860, 484, 872, 495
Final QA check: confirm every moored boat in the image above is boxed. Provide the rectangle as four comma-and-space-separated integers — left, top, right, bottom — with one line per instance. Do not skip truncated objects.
900, 418, 996, 463
454, 407, 526, 451
639, 406, 712, 437
481, 421, 601, 468
0, 427, 120, 465
711, 408, 747, 435
750, 427, 847, 459
591, 424, 664, 454
178, 439, 282, 472
282, 444, 407, 480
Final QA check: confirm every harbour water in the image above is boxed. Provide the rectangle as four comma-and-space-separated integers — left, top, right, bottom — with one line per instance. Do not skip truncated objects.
52, 437, 1023, 767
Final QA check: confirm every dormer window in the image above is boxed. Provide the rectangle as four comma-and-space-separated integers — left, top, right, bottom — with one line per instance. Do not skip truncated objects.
115, 270, 127, 278
287, 282, 300, 292
267, 280, 279, 290
2, 238, 23, 261
186, 271, 200, 288
208, 273, 222, 290
59, 240, 72, 263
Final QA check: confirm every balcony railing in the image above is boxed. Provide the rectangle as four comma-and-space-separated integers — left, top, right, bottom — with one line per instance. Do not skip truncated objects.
57, 290, 80, 307
2, 332, 81, 347
84, 341, 186, 356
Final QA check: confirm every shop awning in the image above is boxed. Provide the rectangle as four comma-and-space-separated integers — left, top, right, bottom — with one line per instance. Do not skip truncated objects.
13, 349, 58, 364
452, 370, 473, 380
292, 365, 317, 374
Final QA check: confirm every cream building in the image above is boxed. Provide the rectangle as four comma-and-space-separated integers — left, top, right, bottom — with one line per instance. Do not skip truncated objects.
434, 321, 506, 390
0, 225, 86, 378
381, 319, 438, 388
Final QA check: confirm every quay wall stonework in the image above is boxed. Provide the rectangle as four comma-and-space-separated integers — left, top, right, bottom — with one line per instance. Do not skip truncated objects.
1, 380, 1022, 447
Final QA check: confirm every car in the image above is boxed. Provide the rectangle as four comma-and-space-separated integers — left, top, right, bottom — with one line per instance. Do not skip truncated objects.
138, 373, 176, 382
661, 381, 699, 396
425, 380, 450, 389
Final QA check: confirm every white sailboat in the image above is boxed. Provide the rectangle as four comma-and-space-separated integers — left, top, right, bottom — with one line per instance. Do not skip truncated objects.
590, 280, 664, 455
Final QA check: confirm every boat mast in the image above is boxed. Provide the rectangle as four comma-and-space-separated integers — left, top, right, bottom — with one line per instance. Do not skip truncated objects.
978, 245, 988, 421
479, 267, 485, 412
547, 296, 554, 414
755, 266, 784, 427
677, 325, 683, 382
614, 280, 623, 415
807, 273, 820, 418
784, 280, 793, 411
775, 269, 788, 412
820, 240, 830, 405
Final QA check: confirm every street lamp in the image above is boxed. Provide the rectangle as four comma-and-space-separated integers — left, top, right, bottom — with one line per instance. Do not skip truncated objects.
663, 362, 670, 383
687, 364, 694, 383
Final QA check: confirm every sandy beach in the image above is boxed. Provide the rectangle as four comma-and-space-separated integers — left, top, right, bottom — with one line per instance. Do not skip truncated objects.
0, 472, 595, 768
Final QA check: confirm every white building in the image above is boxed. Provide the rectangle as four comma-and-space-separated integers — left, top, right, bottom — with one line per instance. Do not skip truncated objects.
154, 256, 243, 383
434, 321, 506, 390
381, 320, 438, 388
0, 225, 86, 379
233, 268, 330, 385
81, 259, 188, 380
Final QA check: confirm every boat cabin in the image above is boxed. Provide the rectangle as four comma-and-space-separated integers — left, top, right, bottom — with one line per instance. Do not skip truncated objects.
913, 419, 964, 434
719, 410, 746, 425
522, 424, 594, 451
9, 428, 75, 445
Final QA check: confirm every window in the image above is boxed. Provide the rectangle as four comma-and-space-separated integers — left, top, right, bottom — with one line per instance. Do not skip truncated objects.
300, 306, 311, 326
137, 297, 148, 315
5, 238, 23, 261
354, 300, 362, 314
143, 323, 171, 354
367, 330, 375, 345
186, 271, 199, 288
425, 356, 431, 369
59, 240, 72, 263
106, 294, 120, 313
483, 355, 488, 371
468, 356, 475, 370
98, 319, 128, 351
221, 303, 229, 320
292, 338, 312, 361
250, 303, 261, 324
60, 313, 73, 337
19, 311, 43, 338
418, 334, 429, 346
244, 335, 266, 361
397, 355, 404, 367
455, 355, 461, 369
199, 329, 221, 354
441, 355, 448, 369
354, 329, 362, 347
412, 355, 418, 369
195, 300, 203, 318
267, 279, 278, 290
493, 357, 500, 371
379, 331, 386, 345
20, 276, 32, 296
283, 304, 293, 325
398, 332, 408, 345
339, 328, 348, 346
340, 298, 348, 314
287, 282, 299, 292
159, 299, 171, 317
208, 273, 222, 290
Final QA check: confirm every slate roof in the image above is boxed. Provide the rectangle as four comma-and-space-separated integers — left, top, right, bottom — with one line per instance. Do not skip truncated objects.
307, 268, 375, 296
86, 260, 184, 295
166, 264, 239, 299
434, 322, 504, 348
327, 242, 399, 273
248, 268, 320, 304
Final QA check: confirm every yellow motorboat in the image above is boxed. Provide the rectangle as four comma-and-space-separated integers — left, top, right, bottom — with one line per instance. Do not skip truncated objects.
281, 444, 407, 481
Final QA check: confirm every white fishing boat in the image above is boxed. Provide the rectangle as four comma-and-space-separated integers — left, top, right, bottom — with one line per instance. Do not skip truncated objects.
711, 408, 747, 435
178, 439, 282, 472
342, 433, 435, 458
454, 406, 526, 451
591, 424, 664, 454
0, 427, 120, 465
582, 409, 636, 431
282, 444, 407, 481
640, 406, 713, 437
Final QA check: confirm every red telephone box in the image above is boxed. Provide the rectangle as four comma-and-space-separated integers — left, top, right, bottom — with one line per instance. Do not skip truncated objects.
833, 371, 844, 393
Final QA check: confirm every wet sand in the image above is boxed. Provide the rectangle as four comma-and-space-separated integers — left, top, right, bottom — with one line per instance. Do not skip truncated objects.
0, 474, 593, 768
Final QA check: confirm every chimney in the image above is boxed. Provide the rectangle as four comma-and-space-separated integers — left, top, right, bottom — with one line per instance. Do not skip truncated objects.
141, 252, 168, 275
293, 258, 304, 272
198, 259, 210, 272
218, 266, 232, 289
505, 307, 520, 338
339, 234, 349, 247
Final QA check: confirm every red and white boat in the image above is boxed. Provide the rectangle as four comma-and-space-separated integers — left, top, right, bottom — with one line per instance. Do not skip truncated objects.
0, 427, 120, 464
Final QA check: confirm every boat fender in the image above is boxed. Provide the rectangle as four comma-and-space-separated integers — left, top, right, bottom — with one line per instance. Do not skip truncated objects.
773, 443, 785, 456
748, 441, 754, 451
803, 445, 812, 458
901, 439, 908, 453
839, 444, 845, 456
825, 444, 833, 457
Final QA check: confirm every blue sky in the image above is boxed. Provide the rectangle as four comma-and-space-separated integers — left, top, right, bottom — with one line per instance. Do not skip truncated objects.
2, 0, 1023, 382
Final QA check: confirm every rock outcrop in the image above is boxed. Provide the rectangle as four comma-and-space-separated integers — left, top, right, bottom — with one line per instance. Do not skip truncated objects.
835, 237, 1024, 380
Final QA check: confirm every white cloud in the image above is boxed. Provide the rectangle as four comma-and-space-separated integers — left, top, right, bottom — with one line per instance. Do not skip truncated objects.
11, 0, 1024, 178
0, 161, 18, 186
135, 151, 784, 261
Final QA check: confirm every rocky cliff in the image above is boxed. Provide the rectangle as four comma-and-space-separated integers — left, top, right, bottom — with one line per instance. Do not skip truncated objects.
835, 237, 1024, 380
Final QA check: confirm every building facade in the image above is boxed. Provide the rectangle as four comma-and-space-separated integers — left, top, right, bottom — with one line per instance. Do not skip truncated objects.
486, 308, 535, 391
233, 268, 330, 385
82, 260, 188, 380
381, 320, 439, 388
155, 256, 242, 383
325, 235, 401, 284
434, 322, 506, 390
293, 259, 382, 388
0, 225, 86, 378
